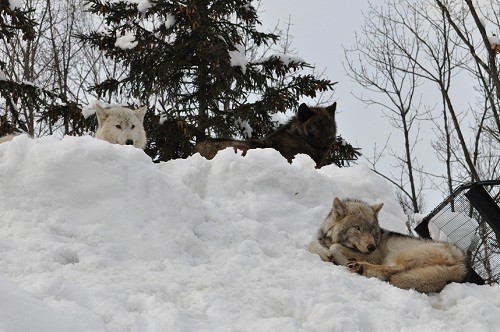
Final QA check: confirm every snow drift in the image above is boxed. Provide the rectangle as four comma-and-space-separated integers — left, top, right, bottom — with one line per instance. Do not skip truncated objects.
0, 135, 498, 331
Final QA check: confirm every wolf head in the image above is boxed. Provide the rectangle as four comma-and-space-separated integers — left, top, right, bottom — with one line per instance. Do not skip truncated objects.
295, 102, 337, 148
95, 104, 147, 149
269, 102, 337, 166
320, 197, 384, 254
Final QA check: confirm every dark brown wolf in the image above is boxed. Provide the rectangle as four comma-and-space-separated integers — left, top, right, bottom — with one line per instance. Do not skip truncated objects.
194, 103, 337, 167
309, 197, 469, 293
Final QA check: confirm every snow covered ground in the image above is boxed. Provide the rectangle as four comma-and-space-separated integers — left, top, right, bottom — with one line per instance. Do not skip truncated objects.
0, 135, 499, 331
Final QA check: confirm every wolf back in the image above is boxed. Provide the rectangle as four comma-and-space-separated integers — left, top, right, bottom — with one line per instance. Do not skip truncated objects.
194, 138, 269, 160
195, 102, 337, 167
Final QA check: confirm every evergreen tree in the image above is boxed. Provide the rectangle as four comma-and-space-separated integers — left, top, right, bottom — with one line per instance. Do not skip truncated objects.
0, 1, 35, 41
0, 1, 38, 135
82, 0, 357, 165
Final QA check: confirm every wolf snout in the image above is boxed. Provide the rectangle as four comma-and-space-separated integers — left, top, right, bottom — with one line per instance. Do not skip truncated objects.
367, 244, 376, 253
125, 139, 134, 145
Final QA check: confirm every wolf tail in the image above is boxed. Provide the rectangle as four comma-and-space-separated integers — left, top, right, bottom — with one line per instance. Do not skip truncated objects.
389, 264, 468, 293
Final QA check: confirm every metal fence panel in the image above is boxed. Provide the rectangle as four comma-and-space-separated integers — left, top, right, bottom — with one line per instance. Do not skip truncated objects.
415, 181, 500, 285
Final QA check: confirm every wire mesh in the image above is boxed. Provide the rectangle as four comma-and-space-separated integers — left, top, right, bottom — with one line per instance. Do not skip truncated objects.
418, 181, 500, 285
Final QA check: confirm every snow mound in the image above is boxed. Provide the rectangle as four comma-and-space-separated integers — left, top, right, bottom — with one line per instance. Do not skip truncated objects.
0, 135, 498, 331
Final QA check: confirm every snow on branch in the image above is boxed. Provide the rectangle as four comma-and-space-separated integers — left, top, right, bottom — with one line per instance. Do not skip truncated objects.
488, 35, 500, 55
115, 31, 138, 49
229, 44, 248, 74
258, 53, 306, 65
103, 0, 153, 14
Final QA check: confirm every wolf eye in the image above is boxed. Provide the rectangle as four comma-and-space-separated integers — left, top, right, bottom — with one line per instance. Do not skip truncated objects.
131, 125, 135, 129
354, 226, 361, 231
115, 125, 122, 129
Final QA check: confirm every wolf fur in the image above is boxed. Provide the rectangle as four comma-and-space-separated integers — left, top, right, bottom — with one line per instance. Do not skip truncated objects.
194, 138, 269, 160
309, 197, 469, 293
194, 102, 337, 167
0, 134, 15, 144
95, 104, 147, 149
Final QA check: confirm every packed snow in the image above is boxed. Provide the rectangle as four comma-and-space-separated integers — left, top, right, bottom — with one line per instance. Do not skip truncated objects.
0, 135, 499, 331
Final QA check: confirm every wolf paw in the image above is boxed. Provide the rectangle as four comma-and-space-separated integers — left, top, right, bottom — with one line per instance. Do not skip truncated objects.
347, 261, 364, 275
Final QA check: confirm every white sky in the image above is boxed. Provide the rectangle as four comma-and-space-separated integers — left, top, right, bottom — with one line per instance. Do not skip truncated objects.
257, 2, 390, 141
257, 0, 379, 121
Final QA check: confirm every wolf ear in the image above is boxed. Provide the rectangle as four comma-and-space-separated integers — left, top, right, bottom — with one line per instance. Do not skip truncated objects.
297, 103, 314, 123
134, 106, 147, 121
332, 197, 348, 220
95, 104, 110, 126
326, 102, 337, 116
371, 203, 384, 214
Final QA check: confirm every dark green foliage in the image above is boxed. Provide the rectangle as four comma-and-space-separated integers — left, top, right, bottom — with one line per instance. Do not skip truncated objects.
143, 111, 194, 162
0, 77, 92, 137
38, 101, 96, 136
325, 136, 362, 167
0, 1, 36, 41
0, 79, 56, 134
0, 2, 37, 136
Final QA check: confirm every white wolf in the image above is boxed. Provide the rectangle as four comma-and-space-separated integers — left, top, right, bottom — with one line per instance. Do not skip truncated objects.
95, 104, 147, 149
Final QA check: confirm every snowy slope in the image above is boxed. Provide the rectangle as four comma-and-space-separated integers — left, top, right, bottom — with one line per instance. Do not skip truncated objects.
0, 135, 499, 332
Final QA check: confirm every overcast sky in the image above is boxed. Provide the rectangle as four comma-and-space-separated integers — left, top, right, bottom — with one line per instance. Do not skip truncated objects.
258, 1, 392, 153
258, 1, 376, 129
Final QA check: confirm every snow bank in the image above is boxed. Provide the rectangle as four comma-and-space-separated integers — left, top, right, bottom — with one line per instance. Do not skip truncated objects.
0, 275, 97, 332
0, 135, 499, 331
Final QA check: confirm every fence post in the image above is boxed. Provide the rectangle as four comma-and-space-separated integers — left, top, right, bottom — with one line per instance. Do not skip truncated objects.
464, 183, 500, 245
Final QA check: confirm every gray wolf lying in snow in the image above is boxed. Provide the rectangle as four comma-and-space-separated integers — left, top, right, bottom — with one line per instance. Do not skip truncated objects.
95, 104, 147, 149
309, 197, 468, 293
